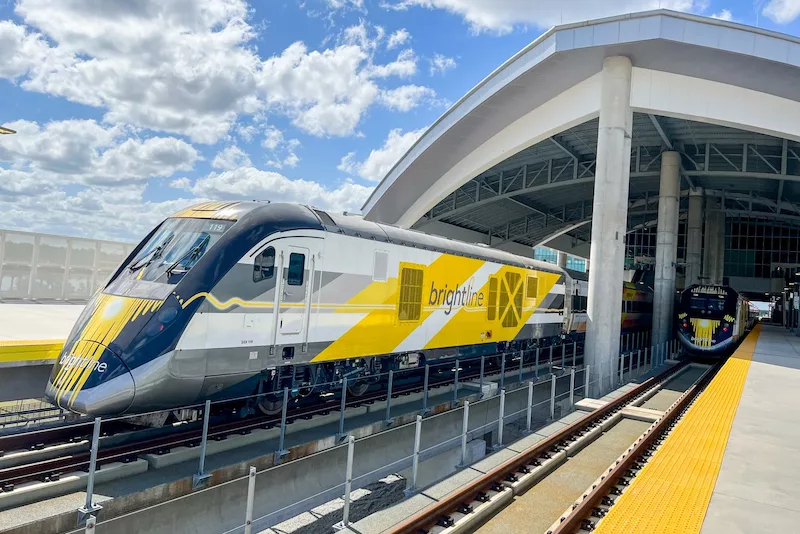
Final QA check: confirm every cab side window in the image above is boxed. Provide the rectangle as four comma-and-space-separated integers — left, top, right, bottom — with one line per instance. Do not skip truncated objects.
287, 253, 305, 286
253, 247, 275, 282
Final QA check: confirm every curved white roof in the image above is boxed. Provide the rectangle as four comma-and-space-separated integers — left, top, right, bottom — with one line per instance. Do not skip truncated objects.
362, 10, 800, 231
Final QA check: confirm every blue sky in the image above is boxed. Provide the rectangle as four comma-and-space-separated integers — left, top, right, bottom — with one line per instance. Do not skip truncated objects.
1, 0, 800, 242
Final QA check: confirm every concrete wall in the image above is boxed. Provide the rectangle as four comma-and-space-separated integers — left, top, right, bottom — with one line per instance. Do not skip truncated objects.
42, 376, 574, 534
0, 365, 53, 402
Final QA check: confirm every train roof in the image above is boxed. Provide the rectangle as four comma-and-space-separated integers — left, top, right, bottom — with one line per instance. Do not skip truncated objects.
309, 207, 565, 275
168, 201, 567, 276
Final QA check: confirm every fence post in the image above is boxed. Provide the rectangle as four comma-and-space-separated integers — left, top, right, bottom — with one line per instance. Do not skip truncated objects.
85, 516, 96, 534
535, 347, 540, 379
549, 346, 554, 374
497, 389, 506, 447
78, 417, 103, 519
385, 370, 394, 425
569, 367, 576, 408
549, 374, 556, 419
526, 380, 534, 432
518, 350, 524, 383
193, 401, 212, 487
243, 466, 257, 534
584, 365, 590, 398
459, 400, 470, 466
478, 355, 485, 395
572, 341, 577, 367
452, 360, 460, 407
422, 365, 430, 415
276, 388, 289, 460
337, 377, 348, 441
343, 436, 356, 528
406, 415, 423, 495
619, 352, 624, 384
637, 350, 642, 377
499, 353, 506, 391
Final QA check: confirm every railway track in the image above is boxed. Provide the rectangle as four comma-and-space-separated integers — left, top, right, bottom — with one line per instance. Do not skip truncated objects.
385, 358, 709, 534
0, 346, 588, 491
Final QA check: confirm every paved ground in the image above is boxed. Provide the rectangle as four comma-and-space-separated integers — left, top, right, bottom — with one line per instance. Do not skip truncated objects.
0, 302, 84, 341
701, 325, 800, 534
640, 365, 708, 411
475, 418, 651, 534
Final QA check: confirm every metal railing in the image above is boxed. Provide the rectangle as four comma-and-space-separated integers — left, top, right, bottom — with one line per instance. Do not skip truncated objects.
67, 335, 682, 534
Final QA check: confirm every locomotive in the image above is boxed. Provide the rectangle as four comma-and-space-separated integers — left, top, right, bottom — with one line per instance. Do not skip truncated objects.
676, 285, 757, 355
45, 201, 652, 418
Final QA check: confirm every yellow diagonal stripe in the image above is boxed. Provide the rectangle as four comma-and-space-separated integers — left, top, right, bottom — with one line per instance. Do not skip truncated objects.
690, 318, 720, 348
595, 324, 761, 534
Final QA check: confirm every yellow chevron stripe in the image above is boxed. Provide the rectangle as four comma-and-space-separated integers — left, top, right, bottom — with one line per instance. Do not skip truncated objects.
425, 267, 561, 349
52, 294, 162, 408
311, 254, 484, 362
690, 318, 721, 349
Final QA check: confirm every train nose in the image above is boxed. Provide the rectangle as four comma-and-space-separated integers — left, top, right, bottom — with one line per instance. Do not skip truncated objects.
46, 341, 135, 415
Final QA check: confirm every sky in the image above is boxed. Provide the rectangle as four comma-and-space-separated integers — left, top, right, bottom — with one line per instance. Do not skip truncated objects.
2, 0, 800, 243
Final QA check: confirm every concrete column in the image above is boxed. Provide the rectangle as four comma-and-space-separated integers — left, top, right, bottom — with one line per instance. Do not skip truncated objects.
715, 211, 725, 284
585, 56, 633, 391
652, 152, 680, 346
557, 251, 568, 269
685, 187, 703, 287
702, 198, 725, 285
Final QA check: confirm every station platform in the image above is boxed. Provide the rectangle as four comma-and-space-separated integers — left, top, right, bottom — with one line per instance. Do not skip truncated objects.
596, 323, 800, 533
0, 302, 82, 367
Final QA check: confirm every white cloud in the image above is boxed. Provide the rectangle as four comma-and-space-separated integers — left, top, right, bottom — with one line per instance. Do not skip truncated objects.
387, 28, 410, 49
327, 0, 365, 10
385, 0, 700, 33
711, 9, 733, 21
260, 42, 380, 136
212, 145, 252, 170
262, 126, 285, 150
379, 85, 437, 112
0, 181, 205, 242
191, 167, 372, 212
0, 119, 199, 185
763, 0, 800, 23
338, 126, 426, 181
7, 0, 261, 143
429, 53, 456, 75
368, 49, 417, 78
3, 1, 430, 144
170, 177, 193, 190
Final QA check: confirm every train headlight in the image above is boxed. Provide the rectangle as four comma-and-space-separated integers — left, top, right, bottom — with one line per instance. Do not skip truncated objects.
145, 305, 179, 336
157, 306, 179, 324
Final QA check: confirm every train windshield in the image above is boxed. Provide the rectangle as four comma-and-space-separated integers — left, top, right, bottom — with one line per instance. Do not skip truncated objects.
689, 295, 727, 313
128, 218, 233, 283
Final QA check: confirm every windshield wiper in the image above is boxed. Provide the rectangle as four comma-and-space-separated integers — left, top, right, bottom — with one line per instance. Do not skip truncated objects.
162, 234, 210, 280
129, 234, 174, 272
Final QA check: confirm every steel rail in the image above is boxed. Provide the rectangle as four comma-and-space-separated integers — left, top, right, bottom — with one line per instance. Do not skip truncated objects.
0, 346, 585, 460
0, 348, 586, 488
549, 360, 721, 534
386, 360, 689, 534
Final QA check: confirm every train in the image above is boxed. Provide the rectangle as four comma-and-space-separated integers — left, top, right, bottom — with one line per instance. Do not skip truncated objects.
45, 201, 653, 419
676, 285, 758, 355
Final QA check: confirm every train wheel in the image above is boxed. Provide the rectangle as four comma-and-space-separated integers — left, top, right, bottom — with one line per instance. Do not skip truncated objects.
347, 380, 370, 397
257, 393, 285, 415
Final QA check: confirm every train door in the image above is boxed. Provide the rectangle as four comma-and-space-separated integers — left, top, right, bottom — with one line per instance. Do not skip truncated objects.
271, 239, 322, 351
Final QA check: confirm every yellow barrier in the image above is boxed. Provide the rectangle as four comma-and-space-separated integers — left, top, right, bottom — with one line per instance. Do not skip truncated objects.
595, 324, 761, 533
0, 339, 65, 365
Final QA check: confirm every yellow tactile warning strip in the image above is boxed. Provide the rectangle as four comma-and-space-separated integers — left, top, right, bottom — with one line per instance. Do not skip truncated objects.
0, 339, 65, 363
595, 324, 762, 534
